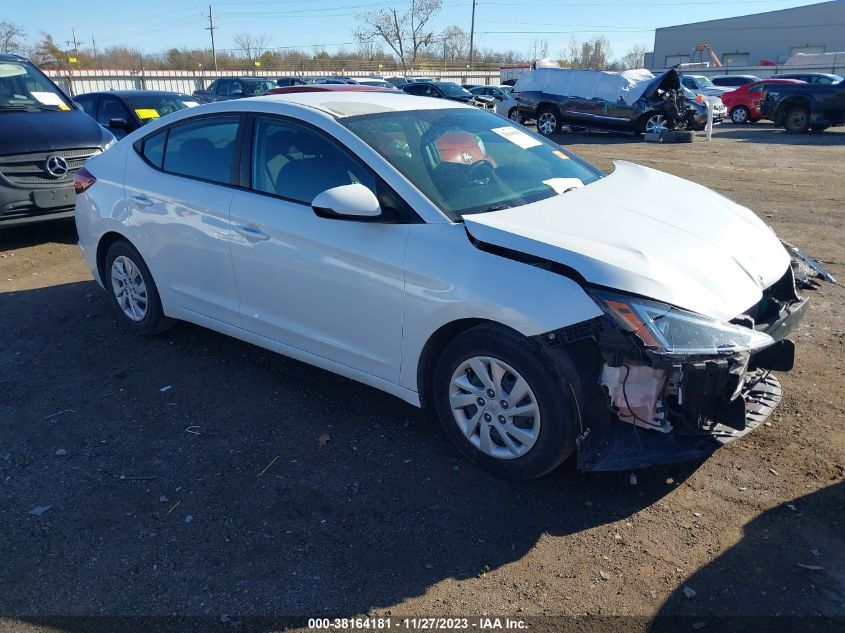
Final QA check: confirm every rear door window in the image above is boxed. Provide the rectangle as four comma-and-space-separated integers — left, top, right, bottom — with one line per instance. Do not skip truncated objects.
162, 117, 240, 184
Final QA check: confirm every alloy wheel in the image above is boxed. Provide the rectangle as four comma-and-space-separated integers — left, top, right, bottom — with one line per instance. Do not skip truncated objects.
537, 112, 557, 135
645, 114, 668, 134
111, 255, 148, 321
731, 107, 748, 123
448, 356, 541, 460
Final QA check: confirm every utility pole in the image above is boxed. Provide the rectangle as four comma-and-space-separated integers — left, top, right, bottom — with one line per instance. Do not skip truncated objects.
66, 28, 81, 57
205, 4, 218, 71
468, 0, 477, 71
91, 35, 97, 67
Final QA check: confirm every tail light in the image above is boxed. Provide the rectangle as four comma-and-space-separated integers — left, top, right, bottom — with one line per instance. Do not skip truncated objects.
74, 166, 96, 194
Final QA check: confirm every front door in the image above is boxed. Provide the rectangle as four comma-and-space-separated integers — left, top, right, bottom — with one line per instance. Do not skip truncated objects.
228, 116, 410, 381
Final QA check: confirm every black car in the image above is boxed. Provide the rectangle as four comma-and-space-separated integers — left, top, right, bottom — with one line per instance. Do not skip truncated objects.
275, 77, 308, 87
400, 82, 495, 109
74, 90, 200, 139
710, 74, 761, 88
761, 80, 845, 133
0, 54, 114, 227
192, 77, 276, 103
769, 72, 843, 85
517, 68, 692, 136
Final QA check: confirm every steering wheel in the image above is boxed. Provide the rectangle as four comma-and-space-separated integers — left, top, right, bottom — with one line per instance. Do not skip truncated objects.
466, 159, 497, 186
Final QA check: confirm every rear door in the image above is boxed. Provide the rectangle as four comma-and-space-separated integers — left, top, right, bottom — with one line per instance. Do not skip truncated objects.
227, 115, 411, 381
126, 115, 242, 324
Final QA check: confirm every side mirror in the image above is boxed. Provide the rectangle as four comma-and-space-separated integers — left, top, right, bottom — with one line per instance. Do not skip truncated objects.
108, 117, 130, 130
312, 184, 381, 220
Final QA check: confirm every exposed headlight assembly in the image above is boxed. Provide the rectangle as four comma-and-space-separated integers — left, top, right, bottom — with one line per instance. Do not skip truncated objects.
589, 290, 775, 356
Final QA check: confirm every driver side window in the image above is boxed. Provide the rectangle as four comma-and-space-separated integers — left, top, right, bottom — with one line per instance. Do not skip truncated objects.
251, 118, 376, 205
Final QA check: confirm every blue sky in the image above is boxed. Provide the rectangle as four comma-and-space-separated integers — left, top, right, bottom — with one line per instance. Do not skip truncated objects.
4, 0, 830, 60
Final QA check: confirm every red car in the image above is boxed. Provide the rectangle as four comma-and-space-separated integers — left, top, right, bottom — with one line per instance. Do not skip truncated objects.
721, 78, 803, 124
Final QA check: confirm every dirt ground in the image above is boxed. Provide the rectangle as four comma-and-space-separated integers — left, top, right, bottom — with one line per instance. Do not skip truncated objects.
1, 124, 844, 633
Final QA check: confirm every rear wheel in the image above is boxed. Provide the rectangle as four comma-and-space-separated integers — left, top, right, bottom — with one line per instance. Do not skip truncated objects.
104, 240, 176, 335
730, 105, 750, 124
535, 107, 561, 136
783, 106, 810, 133
432, 324, 582, 480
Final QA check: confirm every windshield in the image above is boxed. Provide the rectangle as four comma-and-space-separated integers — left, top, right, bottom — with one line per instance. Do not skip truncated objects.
696, 76, 715, 88
124, 94, 199, 123
343, 108, 603, 218
438, 83, 471, 98
0, 61, 73, 110
244, 80, 275, 95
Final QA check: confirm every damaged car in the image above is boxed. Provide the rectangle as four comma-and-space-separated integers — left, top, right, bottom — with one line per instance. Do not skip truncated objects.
515, 68, 695, 136
74, 92, 833, 480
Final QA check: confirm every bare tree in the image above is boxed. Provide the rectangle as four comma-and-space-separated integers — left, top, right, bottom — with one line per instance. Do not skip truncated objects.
442, 25, 469, 60
618, 44, 648, 70
354, 0, 442, 71
1, 20, 27, 54
563, 36, 611, 70
233, 33, 271, 64
531, 38, 549, 60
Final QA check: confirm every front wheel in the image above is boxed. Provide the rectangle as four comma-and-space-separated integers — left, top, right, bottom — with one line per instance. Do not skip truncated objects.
104, 240, 176, 335
783, 107, 810, 133
535, 107, 561, 136
508, 107, 524, 125
642, 112, 669, 135
730, 105, 750, 124
432, 325, 582, 480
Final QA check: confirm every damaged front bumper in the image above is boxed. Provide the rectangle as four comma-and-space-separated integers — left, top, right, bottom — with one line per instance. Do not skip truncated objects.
545, 264, 813, 472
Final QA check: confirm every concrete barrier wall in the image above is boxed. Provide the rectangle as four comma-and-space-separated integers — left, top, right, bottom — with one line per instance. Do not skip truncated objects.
42, 69, 502, 96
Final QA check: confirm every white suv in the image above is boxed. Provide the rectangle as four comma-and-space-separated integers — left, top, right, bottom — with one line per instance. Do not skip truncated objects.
74, 92, 814, 479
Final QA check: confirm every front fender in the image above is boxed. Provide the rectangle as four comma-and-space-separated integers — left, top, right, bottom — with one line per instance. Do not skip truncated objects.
399, 223, 603, 392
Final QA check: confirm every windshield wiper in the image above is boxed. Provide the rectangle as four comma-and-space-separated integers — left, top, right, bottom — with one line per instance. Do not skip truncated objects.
484, 204, 511, 212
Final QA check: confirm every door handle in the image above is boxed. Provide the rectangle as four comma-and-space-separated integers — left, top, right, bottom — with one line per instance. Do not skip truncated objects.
234, 224, 270, 242
130, 194, 154, 208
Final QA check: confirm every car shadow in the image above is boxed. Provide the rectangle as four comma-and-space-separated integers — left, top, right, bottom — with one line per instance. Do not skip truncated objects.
0, 218, 78, 249
651, 481, 845, 632
1, 280, 703, 631
711, 125, 845, 146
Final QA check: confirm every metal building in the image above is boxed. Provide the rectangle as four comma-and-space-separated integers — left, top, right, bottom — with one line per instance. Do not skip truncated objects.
646, 0, 845, 70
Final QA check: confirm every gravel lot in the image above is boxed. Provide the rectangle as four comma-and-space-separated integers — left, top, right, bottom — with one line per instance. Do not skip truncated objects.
1, 123, 843, 632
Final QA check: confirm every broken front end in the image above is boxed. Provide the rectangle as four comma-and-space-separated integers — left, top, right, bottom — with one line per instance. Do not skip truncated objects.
542, 252, 829, 472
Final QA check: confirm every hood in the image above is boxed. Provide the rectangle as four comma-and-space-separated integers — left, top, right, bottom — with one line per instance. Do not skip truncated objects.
463, 161, 790, 322
642, 68, 680, 100
0, 109, 109, 153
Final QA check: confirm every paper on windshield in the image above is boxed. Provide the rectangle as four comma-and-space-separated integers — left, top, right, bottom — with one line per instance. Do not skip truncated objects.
491, 126, 542, 149
134, 108, 160, 119
182, 101, 199, 108
31, 91, 66, 107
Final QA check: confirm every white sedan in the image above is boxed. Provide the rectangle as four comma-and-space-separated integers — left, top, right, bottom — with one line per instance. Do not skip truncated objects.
469, 85, 522, 122
75, 91, 816, 479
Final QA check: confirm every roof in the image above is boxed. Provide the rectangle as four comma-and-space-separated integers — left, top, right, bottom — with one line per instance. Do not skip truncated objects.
0, 53, 28, 62
242, 91, 475, 117
266, 85, 396, 95
75, 90, 194, 98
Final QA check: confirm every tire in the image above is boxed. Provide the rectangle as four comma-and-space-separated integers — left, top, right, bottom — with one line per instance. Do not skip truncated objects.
535, 107, 561, 136
640, 111, 669, 135
104, 240, 176, 335
809, 124, 829, 133
730, 105, 750, 124
432, 324, 583, 480
783, 106, 810, 133
508, 108, 524, 125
